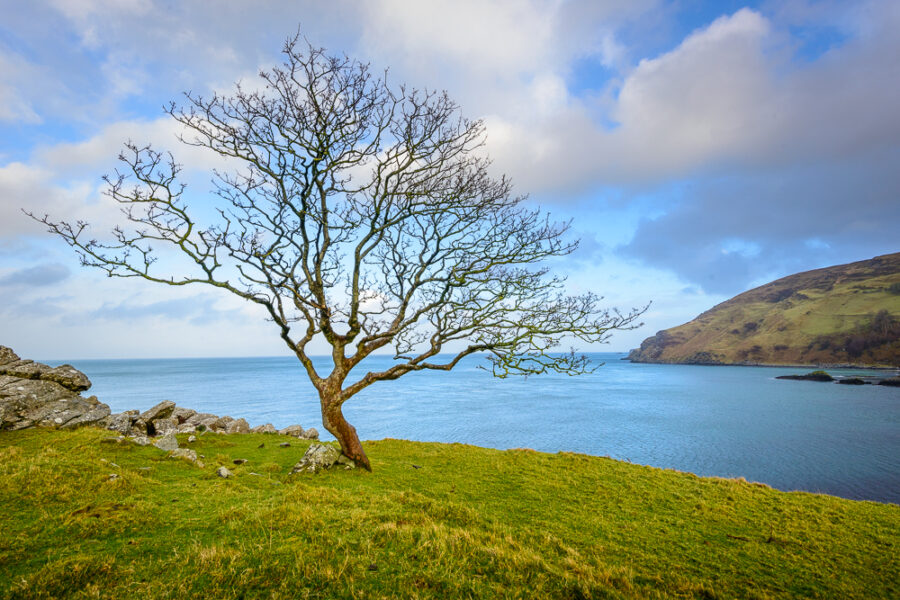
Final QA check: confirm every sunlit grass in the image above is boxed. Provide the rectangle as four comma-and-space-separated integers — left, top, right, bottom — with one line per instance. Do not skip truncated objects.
1, 428, 897, 599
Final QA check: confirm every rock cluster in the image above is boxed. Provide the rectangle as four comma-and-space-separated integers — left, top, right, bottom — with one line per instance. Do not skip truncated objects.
104, 400, 319, 440
1, 346, 109, 431
0, 345, 319, 441
290, 442, 356, 474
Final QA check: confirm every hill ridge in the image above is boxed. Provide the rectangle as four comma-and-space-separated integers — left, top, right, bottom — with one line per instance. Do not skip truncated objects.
629, 253, 900, 367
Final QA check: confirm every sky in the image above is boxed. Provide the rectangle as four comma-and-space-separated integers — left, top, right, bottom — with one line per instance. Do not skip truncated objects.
1, 0, 898, 360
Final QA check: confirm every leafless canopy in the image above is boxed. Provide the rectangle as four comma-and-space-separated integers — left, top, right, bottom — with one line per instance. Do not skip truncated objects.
32, 35, 644, 467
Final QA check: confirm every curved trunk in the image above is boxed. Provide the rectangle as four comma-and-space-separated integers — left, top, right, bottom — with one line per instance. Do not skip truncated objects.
321, 399, 371, 471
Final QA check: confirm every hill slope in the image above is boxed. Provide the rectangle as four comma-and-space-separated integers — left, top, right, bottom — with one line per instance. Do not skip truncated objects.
629, 253, 900, 367
1, 428, 898, 599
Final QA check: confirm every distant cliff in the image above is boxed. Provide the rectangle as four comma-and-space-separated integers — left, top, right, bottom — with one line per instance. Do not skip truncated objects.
628, 253, 900, 367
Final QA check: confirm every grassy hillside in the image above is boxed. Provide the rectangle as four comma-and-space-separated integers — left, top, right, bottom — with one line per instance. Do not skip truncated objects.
1, 428, 898, 599
629, 253, 900, 367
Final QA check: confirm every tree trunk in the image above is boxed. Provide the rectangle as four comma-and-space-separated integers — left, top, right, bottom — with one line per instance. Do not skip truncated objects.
321, 399, 371, 471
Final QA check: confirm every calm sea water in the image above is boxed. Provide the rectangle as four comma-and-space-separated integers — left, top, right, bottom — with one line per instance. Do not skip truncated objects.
53, 353, 900, 504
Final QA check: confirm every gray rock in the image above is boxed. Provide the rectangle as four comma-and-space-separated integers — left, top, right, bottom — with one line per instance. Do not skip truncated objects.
187, 435, 197, 443
279, 442, 291, 448
151, 416, 178, 436
139, 401, 175, 424
154, 432, 179, 452
106, 410, 139, 435
289, 442, 345, 474
171, 448, 198, 462
216, 466, 232, 478
335, 454, 356, 470
171, 407, 197, 424
233, 458, 248, 465
196, 416, 219, 431
176, 423, 197, 433
225, 418, 250, 434
279, 424, 305, 437
301, 427, 319, 440
251, 423, 278, 434
213, 416, 235, 431
130, 435, 152, 446
0, 347, 110, 431
186, 412, 216, 425
130, 418, 149, 436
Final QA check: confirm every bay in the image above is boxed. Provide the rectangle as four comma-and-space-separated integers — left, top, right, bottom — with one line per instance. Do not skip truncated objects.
53, 352, 900, 504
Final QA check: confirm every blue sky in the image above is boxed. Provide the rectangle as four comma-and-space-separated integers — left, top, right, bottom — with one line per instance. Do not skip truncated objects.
1, 0, 898, 359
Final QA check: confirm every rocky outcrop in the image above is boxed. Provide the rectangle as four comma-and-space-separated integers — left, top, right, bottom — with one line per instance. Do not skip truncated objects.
0, 346, 110, 431
1, 345, 321, 441
290, 442, 355, 474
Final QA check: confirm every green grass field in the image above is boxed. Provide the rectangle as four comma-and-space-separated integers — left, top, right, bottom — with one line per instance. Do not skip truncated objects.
1, 428, 897, 599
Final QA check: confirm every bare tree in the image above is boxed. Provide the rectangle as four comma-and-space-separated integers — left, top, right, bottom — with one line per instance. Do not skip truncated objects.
31, 36, 644, 470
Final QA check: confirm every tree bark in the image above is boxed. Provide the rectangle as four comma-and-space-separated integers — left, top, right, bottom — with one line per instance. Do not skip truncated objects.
321, 398, 371, 471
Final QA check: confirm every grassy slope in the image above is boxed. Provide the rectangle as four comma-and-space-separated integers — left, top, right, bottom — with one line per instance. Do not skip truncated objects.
1, 428, 897, 599
630, 253, 900, 367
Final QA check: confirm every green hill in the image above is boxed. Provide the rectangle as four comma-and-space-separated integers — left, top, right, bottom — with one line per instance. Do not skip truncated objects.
629, 253, 900, 367
1, 427, 898, 599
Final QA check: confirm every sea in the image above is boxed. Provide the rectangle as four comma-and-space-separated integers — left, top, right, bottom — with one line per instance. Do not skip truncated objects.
50, 352, 900, 504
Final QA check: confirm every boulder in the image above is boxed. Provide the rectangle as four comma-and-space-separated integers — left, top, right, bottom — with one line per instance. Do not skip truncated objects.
196, 416, 219, 431
170, 448, 198, 462
186, 412, 218, 425
279, 424, 305, 437
878, 377, 900, 387
106, 410, 140, 435
251, 423, 279, 434
151, 417, 179, 435
171, 407, 197, 424
130, 435, 152, 446
0, 346, 110, 431
216, 466, 232, 478
154, 432, 179, 452
139, 401, 176, 423
225, 418, 250, 434
212, 416, 235, 431
130, 419, 149, 436
301, 427, 320, 440
289, 442, 347, 474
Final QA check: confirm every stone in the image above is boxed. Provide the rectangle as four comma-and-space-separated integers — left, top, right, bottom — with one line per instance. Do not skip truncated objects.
139, 400, 176, 423
290, 442, 342, 474
187, 435, 197, 443
0, 346, 110, 431
130, 419, 149, 436
225, 418, 250, 434
176, 423, 197, 433
233, 458, 248, 465
208, 415, 234, 431
251, 423, 278, 434
335, 454, 356, 470
154, 432, 179, 452
216, 466, 232, 478
151, 416, 179, 435
301, 427, 319, 440
171, 407, 197, 424
171, 448, 198, 462
131, 435, 152, 446
279, 424, 305, 437
106, 410, 139, 435
186, 412, 217, 425
279, 442, 291, 448
196, 416, 219, 431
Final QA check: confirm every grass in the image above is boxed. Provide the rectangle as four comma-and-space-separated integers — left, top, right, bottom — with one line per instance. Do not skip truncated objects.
1, 428, 898, 599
